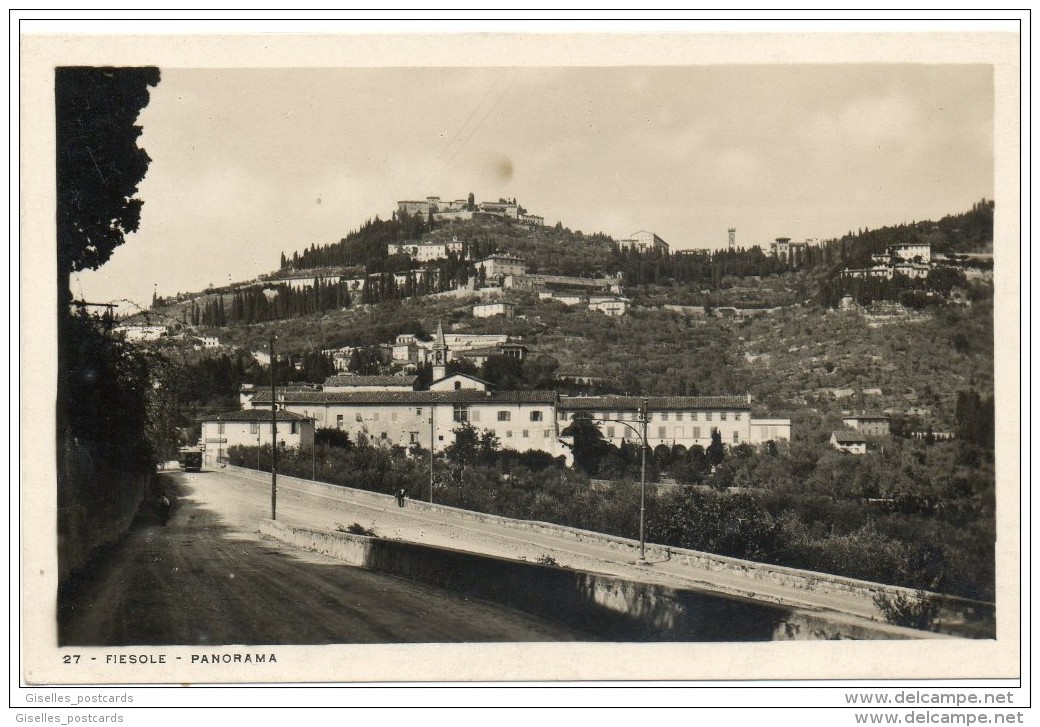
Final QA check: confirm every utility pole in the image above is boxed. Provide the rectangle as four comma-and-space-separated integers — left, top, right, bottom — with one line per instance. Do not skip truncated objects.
429, 411, 435, 503
639, 397, 648, 562
270, 337, 278, 521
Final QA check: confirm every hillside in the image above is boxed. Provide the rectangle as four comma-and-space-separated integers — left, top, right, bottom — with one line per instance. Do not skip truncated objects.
142, 199, 995, 429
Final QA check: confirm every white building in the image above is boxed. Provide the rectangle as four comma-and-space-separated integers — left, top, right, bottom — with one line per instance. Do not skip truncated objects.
889, 242, 931, 264
473, 302, 516, 319
557, 396, 790, 449
830, 430, 868, 455
588, 296, 629, 316
113, 325, 166, 342
250, 389, 565, 457
199, 409, 315, 467
475, 255, 527, 279
618, 231, 669, 254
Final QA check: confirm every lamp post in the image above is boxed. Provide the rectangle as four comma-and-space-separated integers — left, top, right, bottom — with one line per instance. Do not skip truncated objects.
639, 397, 649, 562
270, 337, 277, 521
429, 412, 435, 503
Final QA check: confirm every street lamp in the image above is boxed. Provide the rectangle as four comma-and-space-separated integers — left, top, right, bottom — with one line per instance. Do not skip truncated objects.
270, 336, 278, 521
566, 397, 651, 561
429, 412, 435, 503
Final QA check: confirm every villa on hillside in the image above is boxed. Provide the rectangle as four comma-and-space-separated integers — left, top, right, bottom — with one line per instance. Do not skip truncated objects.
617, 231, 669, 254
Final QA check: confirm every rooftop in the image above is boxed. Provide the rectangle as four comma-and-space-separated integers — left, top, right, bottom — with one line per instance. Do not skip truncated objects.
199, 410, 313, 422
323, 374, 417, 388
559, 395, 752, 411
251, 390, 558, 406
831, 430, 868, 443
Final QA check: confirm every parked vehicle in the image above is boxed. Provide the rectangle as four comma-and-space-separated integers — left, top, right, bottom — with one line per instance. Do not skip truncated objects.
178, 447, 203, 473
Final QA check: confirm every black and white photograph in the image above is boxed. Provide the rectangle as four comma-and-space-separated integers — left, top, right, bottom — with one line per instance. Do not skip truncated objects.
17, 20, 1023, 702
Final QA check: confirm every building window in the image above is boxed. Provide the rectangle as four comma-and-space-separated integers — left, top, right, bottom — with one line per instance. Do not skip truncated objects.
721, 412, 728, 421
416, 408, 423, 416
373, 412, 380, 422
505, 431, 512, 438
453, 405, 469, 422
662, 412, 669, 421
391, 412, 398, 422
471, 410, 481, 422
217, 421, 225, 434
658, 426, 667, 439
250, 421, 259, 434
607, 427, 615, 439
693, 426, 701, 439
735, 413, 741, 420
706, 412, 713, 422
497, 411, 511, 422
522, 430, 529, 438
530, 410, 543, 422
336, 414, 344, 428
558, 411, 569, 421
691, 412, 698, 421
291, 422, 298, 434
675, 412, 683, 421
454, 381, 462, 390
381, 432, 388, 439
409, 432, 419, 443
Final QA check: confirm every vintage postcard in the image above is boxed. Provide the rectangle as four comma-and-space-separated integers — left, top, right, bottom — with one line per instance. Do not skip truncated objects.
18, 24, 1022, 688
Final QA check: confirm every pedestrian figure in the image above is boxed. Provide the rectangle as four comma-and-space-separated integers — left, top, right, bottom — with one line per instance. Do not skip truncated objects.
158, 495, 172, 525
396, 488, 406, 508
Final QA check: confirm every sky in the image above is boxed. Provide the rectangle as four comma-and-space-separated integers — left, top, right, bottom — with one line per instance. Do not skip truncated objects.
74, 64, 994, 310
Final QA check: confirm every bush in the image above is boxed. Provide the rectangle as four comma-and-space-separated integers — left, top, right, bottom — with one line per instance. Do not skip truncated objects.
873, 590, 941, 631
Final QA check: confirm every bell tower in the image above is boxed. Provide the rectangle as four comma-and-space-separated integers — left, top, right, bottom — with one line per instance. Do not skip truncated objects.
431, 321, 448, 381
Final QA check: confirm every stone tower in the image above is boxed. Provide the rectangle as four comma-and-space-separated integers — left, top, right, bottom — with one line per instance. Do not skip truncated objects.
431, 321, 448, 381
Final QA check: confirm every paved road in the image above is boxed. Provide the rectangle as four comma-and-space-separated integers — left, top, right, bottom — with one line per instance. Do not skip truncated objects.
58, 473, 598, 645
213, 466, 891, 621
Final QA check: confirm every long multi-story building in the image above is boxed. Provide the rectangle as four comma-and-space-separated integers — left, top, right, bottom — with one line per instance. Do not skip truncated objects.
557, 396, 790, 449
248, 386, 791, 462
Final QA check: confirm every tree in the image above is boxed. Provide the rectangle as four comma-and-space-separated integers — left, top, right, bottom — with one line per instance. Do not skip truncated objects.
315, 427, 351, 449
56, 66, 161, 305
707, 428, 726, 467
561, 413, 612, 476
446, 423, 480, 466
481, 354, 524, 389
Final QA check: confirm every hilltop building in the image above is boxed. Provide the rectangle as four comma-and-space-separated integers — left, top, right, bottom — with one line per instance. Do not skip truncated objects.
395, 195, 543, 226
617, 231, 669, 254
387, 237, 465, 262
770, 237, 809, 262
